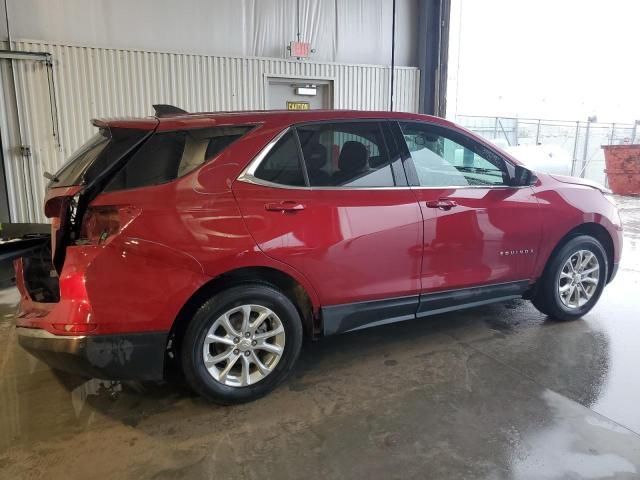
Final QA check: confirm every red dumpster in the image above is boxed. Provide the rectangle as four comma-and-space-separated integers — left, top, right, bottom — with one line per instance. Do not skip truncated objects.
603, 144, 640, 196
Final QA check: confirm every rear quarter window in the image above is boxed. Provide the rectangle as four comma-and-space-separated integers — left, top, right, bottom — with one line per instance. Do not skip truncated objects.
253, 131, 306, 186
105, 126, 252, 191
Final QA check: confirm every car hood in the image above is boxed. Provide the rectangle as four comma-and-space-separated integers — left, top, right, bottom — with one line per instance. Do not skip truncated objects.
549, 174, 609, 193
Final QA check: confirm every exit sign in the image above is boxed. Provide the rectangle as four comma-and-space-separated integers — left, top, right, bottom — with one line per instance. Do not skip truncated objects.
289, 41, 311, 59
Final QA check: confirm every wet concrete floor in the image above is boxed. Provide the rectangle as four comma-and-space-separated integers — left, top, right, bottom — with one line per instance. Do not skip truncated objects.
1, 196, 640, 479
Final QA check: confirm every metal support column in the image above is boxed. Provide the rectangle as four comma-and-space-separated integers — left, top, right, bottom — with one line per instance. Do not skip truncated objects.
390, 0, 396, 111
610, 123, 616, 145
0, 124, 9, 221
571, 121, 580, 176
581, 119, 593, 178
417, 0, 451, 116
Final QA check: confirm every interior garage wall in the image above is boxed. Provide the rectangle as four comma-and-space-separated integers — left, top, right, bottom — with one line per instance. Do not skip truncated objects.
0, 0, 418, 67
0, 40, 420, 223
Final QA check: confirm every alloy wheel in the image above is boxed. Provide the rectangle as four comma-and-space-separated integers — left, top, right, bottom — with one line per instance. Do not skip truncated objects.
202, 304, 285, 387
558, 249, 600, 309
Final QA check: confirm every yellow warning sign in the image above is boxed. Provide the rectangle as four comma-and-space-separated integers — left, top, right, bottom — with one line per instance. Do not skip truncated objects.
287, 101, 310, 111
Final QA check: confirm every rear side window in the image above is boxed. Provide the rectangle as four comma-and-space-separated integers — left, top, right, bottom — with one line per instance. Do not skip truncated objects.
296, 122, 394, 187
253, 131, 306, 186
105, 126, 251, 191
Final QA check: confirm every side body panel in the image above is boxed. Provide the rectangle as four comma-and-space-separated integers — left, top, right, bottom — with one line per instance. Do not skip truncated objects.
391, 119, 544, 293
15, 112, 623, 343
415, 186, 542, 291
16, 124, 323, 336
232, 180, 423, 306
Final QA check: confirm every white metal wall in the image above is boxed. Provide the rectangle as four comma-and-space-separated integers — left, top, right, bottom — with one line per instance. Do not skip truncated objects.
1, 40, 419, 222
0, 0, 419, 67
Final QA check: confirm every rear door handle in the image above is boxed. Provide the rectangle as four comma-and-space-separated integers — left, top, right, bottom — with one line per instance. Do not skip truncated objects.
425, 199, 458, 211
264, 201, 306, 212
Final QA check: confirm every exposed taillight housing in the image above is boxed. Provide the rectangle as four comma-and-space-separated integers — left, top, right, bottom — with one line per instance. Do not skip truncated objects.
79, 205, 139, 244
44, 196, 66, 218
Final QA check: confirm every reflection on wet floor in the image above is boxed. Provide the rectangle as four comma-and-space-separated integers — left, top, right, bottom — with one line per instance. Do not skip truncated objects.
513, 390, 638, 479
70, 379, 122, 418
1, 196, 640, 478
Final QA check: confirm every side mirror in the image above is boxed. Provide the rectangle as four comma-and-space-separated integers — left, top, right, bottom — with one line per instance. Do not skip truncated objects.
510, 165, 536, 186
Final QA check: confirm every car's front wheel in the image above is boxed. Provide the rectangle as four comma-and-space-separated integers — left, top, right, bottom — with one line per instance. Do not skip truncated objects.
532, 235, 608, 321
181, 284, 303, 404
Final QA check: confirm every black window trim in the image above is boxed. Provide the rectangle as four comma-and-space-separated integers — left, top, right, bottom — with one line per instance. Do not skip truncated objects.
239, 119, 408, 190
380, 120, 409, 187
291, 128, 311, 187
391, 119, 526, 190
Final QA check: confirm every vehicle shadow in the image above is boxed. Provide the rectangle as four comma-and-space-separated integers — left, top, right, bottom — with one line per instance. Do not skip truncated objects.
39, 298, 610, 429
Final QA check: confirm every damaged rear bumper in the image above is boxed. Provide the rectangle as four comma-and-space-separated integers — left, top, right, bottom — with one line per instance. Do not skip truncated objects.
16, 327, 167, 380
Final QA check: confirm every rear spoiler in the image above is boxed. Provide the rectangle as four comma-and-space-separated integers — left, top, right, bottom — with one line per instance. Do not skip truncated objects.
91, 117, 159, 130
90, 105, 188, 129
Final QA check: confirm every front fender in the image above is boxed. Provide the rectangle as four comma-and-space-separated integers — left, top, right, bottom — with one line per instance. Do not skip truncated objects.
531, 180, 622, 279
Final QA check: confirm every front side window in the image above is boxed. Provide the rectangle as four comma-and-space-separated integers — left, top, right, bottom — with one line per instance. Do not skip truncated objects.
399, 122, 508, 187
296, 122, 394, 187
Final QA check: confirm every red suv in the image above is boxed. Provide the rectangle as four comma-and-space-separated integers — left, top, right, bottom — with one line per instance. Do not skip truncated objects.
15, 108, 622, 404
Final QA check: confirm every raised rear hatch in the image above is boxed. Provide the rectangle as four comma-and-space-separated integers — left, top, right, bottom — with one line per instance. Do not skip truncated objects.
45, 119, 158, 273
20, 114, 254, 304
17, 118, 158, 304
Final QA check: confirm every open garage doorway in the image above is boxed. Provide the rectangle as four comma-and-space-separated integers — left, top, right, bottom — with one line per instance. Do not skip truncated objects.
266, 77, 333, 110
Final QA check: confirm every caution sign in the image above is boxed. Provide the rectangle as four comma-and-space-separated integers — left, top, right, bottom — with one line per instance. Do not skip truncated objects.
287, 101, 310, 111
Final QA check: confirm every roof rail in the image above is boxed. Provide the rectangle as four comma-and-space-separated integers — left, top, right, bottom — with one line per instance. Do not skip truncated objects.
153, 104, 188, 117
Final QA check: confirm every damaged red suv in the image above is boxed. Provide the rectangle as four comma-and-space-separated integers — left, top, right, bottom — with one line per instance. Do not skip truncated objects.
15, 107, 622, 404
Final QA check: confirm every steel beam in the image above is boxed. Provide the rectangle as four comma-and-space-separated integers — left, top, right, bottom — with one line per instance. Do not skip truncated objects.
0, 50, 51, 63
417, 0, 451, 116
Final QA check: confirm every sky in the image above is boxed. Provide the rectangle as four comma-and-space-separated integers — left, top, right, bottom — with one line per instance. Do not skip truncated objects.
448, 0, 640, 123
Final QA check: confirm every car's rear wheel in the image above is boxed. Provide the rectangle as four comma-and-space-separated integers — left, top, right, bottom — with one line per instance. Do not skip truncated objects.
181, 284, 303, 404
532, 235, 608, 321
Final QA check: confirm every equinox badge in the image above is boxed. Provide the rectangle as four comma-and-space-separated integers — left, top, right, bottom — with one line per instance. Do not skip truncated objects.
500, 249, 534, 256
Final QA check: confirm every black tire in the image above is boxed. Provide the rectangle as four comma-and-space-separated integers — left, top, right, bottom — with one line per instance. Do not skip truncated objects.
532, 235, 608, 321
181, 284, 303, 404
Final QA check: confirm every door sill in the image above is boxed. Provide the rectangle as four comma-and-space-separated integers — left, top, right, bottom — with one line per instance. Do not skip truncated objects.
321, 280, 530, 336
416, 280, 530, 318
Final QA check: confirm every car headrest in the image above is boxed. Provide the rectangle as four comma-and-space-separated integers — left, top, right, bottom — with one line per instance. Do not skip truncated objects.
338, 141, 369, 172
305, 144, 328, 170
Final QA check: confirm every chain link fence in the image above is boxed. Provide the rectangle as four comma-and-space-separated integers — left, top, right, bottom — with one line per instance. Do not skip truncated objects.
455, 115, 640, 186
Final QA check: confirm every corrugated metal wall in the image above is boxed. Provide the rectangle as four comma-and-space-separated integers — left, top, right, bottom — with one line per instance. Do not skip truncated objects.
1, 40, 420, 222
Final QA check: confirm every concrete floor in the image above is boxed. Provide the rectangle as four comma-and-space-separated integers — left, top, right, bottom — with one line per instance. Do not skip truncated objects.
1, 197, 640, 480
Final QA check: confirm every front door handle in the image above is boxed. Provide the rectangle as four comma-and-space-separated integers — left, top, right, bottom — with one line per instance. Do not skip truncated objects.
264, 201, 306, 212
425, 199, 458, 211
